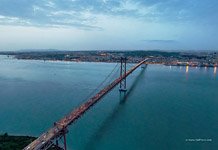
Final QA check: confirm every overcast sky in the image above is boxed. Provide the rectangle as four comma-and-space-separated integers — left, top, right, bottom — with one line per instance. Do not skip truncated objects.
0, 0, 218, 51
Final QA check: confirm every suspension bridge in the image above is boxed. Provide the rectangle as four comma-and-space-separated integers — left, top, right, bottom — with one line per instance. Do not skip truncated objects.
24, 58, 148, 150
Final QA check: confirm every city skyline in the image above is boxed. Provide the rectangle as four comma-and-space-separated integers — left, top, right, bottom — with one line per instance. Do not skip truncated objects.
0, 0, 218, 51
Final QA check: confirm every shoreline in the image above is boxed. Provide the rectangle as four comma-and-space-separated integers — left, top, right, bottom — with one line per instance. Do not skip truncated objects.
0, 53, 218, 68
13, 57, 218, 68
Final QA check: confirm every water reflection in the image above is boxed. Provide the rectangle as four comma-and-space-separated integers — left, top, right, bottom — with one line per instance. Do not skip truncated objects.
84, 69, 146, 150
186, 65, 189, 73
214, 67, 217, 75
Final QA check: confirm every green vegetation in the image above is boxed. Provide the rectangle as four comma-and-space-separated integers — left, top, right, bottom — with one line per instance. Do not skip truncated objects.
0, 133, 63, 150
0, 133, 36, 150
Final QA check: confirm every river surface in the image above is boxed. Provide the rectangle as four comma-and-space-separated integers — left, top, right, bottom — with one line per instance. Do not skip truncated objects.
0, 55, 217, 150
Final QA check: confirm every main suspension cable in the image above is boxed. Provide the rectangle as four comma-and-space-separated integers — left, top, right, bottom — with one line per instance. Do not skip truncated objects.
81, 63, 120, 103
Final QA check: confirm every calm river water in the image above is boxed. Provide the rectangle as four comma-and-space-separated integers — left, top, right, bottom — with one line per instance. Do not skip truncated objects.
0, 55, 217, 150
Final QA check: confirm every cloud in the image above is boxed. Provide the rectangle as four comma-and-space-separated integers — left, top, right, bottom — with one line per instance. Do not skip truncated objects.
0, 0, 103, 30
142, 39, 178, 44
0, 0, 218, 51
0, 15, 31, 26
0, 0, 218, 30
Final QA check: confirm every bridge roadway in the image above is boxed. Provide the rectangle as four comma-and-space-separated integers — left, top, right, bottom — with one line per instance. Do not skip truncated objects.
24, 59, 147, 150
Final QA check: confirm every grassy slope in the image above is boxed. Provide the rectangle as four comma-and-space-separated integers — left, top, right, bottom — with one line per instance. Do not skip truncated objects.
0, 133, 36, 150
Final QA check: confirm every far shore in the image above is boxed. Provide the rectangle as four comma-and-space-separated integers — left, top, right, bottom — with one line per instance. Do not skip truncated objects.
0, 50, 217, 68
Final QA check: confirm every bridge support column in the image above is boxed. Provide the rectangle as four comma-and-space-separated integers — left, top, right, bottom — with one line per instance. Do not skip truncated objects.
119, 57, 127, 92
54, 128, 68, 150
55, 138, 59, 147
63, 132, 67, 150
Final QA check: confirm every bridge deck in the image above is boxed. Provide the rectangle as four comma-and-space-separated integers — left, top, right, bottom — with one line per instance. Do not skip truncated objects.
24, 59, 147, 150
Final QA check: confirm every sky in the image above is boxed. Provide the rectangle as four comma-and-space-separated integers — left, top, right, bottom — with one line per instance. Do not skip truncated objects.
0, 0, 218, 51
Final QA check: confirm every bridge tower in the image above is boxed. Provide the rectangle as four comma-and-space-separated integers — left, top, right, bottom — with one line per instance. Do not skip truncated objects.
119, 57, 127, 92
